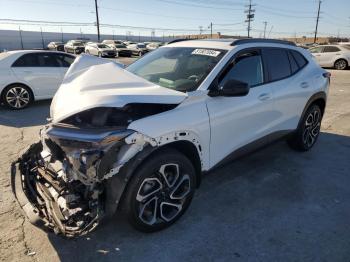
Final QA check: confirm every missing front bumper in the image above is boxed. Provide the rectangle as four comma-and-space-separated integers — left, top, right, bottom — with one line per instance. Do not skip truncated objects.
11, 142, 102, 237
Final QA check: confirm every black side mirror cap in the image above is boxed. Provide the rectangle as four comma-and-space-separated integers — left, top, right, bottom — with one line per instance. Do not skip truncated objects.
208, 79, 250, 97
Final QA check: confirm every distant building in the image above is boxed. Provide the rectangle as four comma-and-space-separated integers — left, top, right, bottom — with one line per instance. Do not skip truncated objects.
282, 36, 349, 45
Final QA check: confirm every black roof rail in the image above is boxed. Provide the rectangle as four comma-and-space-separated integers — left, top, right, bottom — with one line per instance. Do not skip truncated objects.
167, 38, 191, 44
231, 38, 296, 46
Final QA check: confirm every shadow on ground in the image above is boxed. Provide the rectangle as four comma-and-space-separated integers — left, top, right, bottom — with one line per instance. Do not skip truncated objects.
44, 132, 350, 262
0, 100, 50, 127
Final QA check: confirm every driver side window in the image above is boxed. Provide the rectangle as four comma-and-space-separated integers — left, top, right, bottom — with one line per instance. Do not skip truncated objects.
220, 51, 264, 87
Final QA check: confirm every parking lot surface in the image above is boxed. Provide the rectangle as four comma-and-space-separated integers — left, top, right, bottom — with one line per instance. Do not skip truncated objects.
0, 67, 350, 262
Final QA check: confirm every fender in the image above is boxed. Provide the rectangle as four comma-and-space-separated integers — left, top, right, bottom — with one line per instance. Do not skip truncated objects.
297, 91, 327, 129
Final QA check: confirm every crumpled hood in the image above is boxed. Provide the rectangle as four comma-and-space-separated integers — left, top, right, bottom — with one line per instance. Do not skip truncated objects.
50, 55, 187, 123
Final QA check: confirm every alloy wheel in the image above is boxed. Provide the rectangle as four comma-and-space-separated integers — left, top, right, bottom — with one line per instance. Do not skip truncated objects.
136, 163, 191, 226
335, 59, 347, 70
5, 86, 30, 109
302, 109, 321, 148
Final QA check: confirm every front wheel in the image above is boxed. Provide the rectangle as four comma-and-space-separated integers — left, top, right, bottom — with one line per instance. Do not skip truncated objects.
123, 149, 196, 232
334, 59, 348, 70
288, 104, 322, 151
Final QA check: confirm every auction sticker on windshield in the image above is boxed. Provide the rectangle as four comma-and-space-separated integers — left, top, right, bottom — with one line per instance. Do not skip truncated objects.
192, 49, 221, 57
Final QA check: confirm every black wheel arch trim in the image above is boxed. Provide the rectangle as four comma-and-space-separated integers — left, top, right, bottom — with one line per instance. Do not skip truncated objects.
297, 91, 327, 129
103, 141, 201, 219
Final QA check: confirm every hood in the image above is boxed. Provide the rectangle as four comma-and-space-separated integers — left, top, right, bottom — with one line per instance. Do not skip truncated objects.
50, 55, 187, 123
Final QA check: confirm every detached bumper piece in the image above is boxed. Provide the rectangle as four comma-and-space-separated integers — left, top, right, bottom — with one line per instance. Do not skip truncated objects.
11, 142, 102, 237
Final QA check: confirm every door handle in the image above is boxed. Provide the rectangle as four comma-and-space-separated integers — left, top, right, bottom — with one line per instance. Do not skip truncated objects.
300, 82, 309, 88
258, 93, 270, 101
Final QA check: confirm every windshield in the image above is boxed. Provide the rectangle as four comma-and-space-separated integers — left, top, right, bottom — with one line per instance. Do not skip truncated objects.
137, 44, 146, 48
127, 47, 226, 92
97, 44, 109, 48
73, 42, 83, 46
116, 44, 126, 48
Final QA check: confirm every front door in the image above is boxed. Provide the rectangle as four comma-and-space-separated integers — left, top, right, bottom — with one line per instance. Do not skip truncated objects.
206, 49, 275, 167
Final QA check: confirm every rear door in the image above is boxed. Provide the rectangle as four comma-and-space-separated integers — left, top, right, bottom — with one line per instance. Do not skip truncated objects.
262, 48, 311, 131
11, 52, 63, 98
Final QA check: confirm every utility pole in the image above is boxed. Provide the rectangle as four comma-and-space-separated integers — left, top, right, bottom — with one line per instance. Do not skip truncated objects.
94, 0, 101, 42
210, 22, 213, 38
314, 0, 322, 44
245, 0, 255, 38
40, 27, 44, 49
263, 21, 267, 38
199, 26, 203, 37
19, 26, 23, 49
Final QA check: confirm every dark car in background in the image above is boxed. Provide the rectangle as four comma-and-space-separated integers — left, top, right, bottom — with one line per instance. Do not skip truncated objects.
47, 42, 64, 51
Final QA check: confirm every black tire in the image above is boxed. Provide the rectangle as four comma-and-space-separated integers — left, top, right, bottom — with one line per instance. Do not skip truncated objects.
334, 59, 348, 70
123, 148, 196, 232
287, 104, 322, 151
1, 84, 33, 110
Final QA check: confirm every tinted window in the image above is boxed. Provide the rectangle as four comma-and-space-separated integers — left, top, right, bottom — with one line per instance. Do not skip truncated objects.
54, 54, 75, 67
12, 53, 39, 67
37, 53, 60, 67
291, 50, 307, 68
221, 51, 264, 87
263, 48, 291, 82
323, 46, 341, 52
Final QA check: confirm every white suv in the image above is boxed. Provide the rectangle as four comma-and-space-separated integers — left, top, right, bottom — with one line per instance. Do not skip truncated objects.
309, 44, 350, 70
12, 39, 330, 237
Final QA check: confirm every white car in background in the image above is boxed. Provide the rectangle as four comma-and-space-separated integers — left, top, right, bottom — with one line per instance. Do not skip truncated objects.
85, 43, 117, 58
127, 43, 149, 56
0, 50, 75, 109
309, 44, 350, 70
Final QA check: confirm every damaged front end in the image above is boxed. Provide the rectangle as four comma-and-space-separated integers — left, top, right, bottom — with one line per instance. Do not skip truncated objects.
11, 125, 138, 237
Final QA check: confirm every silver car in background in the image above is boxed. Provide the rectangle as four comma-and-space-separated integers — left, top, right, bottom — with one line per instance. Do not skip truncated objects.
309, 45, 350, 70
85, 43, 116, 58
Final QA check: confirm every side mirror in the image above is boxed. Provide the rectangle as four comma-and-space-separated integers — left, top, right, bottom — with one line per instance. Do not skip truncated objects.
209, 79, 250, 97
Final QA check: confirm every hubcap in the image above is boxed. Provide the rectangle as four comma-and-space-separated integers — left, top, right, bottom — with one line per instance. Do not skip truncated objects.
136, 163, 191, 225
6, 87, 30, 108
302, 110, 321, 148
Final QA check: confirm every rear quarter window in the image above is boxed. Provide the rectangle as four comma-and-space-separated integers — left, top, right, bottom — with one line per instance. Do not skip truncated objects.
290, 50, 308, 69
263, 48, 291, 82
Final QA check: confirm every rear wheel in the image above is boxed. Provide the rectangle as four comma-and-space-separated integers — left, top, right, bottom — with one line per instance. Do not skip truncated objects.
288, 104, 322, 151
2, 84, 33, 109
334, 59, 348, 70
123, 149, 196, 232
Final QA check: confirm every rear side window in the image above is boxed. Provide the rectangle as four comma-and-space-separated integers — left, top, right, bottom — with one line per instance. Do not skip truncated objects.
288, 52, 299, 74
263, 48, 291, 82
37, 53, 60, 67
323, 46, 340, 52
54, 54, 75, 67
12, 53, 39, 67
290, 50, 308, 69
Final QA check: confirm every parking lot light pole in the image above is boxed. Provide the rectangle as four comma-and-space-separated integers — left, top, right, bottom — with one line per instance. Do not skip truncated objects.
95, 0, 100, 42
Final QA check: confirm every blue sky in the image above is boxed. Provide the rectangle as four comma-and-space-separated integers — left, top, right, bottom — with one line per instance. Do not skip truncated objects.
0, 0, 349, 38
